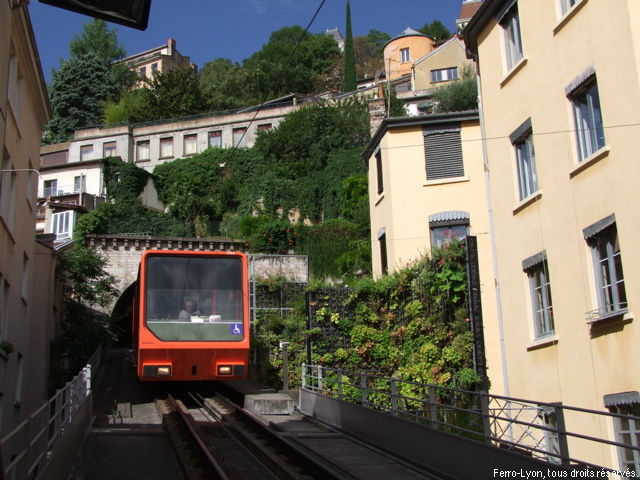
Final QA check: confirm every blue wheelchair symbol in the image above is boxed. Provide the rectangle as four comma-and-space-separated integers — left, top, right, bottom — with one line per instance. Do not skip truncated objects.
231, 323, 243, 335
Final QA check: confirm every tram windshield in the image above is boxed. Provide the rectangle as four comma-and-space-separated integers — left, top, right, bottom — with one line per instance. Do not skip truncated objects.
144, 255, 245, 341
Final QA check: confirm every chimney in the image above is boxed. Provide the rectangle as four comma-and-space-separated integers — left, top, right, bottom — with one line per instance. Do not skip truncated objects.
168, 38, 176, 55
368, 97, 386, 136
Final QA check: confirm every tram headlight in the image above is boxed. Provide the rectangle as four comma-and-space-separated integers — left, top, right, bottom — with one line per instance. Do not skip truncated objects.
217, 365, 233, 376
142, 364, 172, 377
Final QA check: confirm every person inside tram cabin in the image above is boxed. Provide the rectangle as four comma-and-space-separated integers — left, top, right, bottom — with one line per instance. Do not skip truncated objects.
211, 290, 240, 322
178, 298, 201, 322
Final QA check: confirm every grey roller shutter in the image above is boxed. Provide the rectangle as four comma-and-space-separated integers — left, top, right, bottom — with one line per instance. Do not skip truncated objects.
424, 125, 464, 180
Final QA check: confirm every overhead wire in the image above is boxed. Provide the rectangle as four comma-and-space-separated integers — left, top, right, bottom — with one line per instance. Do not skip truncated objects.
374, 121, 640, 153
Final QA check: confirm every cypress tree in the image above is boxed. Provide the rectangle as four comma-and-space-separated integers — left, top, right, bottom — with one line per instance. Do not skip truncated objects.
343, 1, 357, 92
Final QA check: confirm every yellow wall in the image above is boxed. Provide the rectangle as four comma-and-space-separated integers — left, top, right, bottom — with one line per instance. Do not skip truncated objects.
413, 38, 474, 90
1, 3, 53, 438
384, 34, 433, 81
471, 0, 640, 468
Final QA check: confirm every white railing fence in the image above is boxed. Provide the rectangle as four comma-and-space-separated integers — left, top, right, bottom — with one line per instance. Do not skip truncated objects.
1, 345, 102, 480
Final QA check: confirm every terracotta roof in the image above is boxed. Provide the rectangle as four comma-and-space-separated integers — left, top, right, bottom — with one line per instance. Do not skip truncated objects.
458, 0, 483, 21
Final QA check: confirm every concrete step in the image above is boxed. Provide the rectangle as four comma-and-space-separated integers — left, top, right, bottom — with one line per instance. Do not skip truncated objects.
244, 393, 295, 415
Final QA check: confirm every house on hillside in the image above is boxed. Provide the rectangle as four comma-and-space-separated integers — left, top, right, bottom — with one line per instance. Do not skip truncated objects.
324, 28, 345, 52
465, 0, 640, 471
383, 27, 435, 83
38, 94, 312, 239
120, 37, 195, 82
412, 36, 474, 92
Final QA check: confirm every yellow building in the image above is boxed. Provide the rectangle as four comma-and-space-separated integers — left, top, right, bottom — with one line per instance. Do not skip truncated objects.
465, 0, 640, 472
121, 37, 194, 82
363, 111, 503, 393
1, 0, 56, 441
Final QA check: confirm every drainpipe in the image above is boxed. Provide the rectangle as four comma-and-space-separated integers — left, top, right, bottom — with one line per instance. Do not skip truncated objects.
475, 61, 510, 398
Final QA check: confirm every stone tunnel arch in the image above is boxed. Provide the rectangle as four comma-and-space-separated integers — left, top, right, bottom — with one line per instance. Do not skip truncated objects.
110, 282, 136, 346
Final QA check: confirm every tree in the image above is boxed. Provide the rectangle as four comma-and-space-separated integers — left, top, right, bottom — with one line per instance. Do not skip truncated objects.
432, 65, 478, 113
68, 18, 135, 99
103, 66, 206, 124
419, 20, 452, 42
343, 1, 357, 91
69, 19, 125, 62
248, 99, 370, 221
366, 29, 391, 56
354, 36, 384, 80
198, 58, 249, 111
51, 246, 118, 384
153, 148, 240, 236
45, 54, 118, 143
243, 26, 340, 99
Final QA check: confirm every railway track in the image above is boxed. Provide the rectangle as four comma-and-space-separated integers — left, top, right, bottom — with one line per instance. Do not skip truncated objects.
159, 390, 358, 480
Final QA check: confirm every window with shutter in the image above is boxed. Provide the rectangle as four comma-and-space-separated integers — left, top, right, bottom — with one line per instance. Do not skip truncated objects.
424, 125, 464, 180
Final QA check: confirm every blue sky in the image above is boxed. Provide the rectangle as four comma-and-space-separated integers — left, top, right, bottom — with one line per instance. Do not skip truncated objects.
29, 0, 464, 84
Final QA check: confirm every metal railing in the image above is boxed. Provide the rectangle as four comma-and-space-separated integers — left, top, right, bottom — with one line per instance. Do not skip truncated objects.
1, 346, 102, 480
302, 364, 640, 473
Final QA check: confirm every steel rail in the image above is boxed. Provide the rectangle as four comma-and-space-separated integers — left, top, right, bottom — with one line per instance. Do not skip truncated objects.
163, 394, 230, 480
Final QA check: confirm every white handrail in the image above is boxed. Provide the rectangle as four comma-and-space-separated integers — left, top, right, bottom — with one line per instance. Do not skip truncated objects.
0, 345, 102, 480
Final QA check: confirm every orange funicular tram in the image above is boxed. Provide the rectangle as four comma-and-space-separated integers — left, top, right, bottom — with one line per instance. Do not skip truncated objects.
134, 250, 249, 381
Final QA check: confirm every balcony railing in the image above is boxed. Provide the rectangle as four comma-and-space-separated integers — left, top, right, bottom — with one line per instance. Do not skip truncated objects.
39, 185, 86, 199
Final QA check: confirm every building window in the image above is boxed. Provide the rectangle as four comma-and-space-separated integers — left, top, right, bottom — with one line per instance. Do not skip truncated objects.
378, 229, 388, 275
80, 145, 93, 161
139, 66, 146, 77
8, 45, 23, 122
400, 48, 410, 63
0, 156, 17, 229
523, 252, 554, 338
429, 211, 470, 248
584, 216, 627, 320
51, 210, 75, 240
103, 142, 116, 158
43, 179, 58, 197
15, 352, 24, 406
21, 254, 29, 301
375, 149, 383, 195
233, 128, 247, 148
569, 76, 605, 162
424, 124, 464, 180
184, 134, 198, 155
510, 119, 538, 201
560, 0, 577, 15
136, 140, 150, 161
151, 62, 158, 73
26, 165, 35, 206
605, 393, 640, 476
160, 137, 173, 158
431, 67, 458, 83
208, 131, 222, 148
1, 281, 8, 342
500, 2, 523, 71
74, 175, 86, 193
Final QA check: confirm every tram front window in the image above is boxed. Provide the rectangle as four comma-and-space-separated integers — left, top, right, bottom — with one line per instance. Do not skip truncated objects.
144, 256, 245, 341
